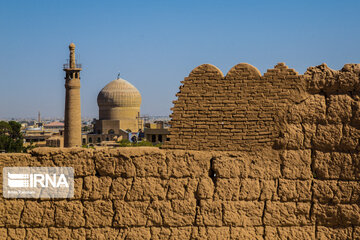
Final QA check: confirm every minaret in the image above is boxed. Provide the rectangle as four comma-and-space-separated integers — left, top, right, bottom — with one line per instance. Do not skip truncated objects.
63, 43, 82, 147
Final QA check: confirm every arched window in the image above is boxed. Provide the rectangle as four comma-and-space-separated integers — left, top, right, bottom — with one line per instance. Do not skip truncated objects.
89, 137, 92, 143
151, 135, 156, 143
106, 137, 109, 141
97, 137, 101, 143
158, 135, 163, 142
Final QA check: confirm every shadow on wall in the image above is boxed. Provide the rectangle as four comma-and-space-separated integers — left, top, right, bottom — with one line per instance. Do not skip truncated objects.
163, 62, 360, 152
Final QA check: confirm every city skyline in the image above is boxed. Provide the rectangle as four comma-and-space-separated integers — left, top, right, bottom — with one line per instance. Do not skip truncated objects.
1, 0, 360, 119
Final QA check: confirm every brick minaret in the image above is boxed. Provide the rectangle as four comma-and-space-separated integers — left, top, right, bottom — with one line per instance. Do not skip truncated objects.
63, 43, 82, 147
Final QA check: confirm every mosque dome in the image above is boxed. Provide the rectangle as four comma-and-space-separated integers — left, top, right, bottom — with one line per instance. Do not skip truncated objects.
97, 78, 141, 109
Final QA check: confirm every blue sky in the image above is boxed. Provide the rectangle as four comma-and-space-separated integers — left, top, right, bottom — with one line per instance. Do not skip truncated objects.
1, 0, 359, 119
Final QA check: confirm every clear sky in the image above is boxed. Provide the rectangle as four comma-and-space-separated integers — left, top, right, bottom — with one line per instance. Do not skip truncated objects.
1, 0, 359, 119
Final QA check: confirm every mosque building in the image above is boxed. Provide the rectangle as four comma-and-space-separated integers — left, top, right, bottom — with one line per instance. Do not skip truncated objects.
61, 43, 168, 147
82, 76, 143, 145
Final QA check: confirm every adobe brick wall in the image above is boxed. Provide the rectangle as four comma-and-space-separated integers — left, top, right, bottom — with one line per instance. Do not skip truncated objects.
163, 62, 360, 152
1, 147, 360, 239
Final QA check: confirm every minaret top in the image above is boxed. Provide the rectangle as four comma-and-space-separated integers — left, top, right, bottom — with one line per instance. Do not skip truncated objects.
64, 42, 81, 70
69, 43, 76, 68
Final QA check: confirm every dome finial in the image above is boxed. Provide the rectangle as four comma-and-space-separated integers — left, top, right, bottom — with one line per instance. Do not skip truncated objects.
117, 72, 121, 79
69, 43, 75, 49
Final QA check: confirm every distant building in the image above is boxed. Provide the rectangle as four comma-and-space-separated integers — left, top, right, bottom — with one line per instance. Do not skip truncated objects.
82, 76, 143, 145
43, 121, 64, 133
20, 122, 28, 129
95, 77, 142, 133
144, 121, 170, 144
83, 129, 128, 146
46, 134, 64, 147
23, 127, 53, 146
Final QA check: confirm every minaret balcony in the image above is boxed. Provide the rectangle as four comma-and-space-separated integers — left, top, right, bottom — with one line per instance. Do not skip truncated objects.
63, 63, 82, 70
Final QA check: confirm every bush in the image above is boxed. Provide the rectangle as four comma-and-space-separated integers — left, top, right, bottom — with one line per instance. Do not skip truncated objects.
133, 141, 154, 146
117, 139, 131, 147
116, 139, 160, 147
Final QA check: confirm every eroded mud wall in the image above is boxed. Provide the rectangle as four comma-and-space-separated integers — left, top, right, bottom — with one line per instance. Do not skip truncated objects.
1, 147, 360, 239
164, 63, 360, 152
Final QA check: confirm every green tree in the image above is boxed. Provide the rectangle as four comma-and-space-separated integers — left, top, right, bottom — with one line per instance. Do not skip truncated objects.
0, 121, 24, 153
